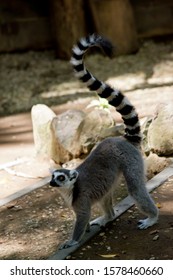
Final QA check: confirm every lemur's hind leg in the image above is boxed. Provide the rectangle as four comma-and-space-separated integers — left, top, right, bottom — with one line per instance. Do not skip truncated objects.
135, 190, 158, 229
101, 191, 115, 221
90, 191, 115, 227
124, 170, 158, 229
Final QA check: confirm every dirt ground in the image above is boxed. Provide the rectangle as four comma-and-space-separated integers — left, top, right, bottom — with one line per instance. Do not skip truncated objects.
0, 38, 173, 259
71, 177, 173, 260
0, 174, 172, 260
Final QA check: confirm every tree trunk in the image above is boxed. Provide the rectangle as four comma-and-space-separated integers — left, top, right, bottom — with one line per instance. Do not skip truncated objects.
50, 0, 87, 59
88, 0, 139, 55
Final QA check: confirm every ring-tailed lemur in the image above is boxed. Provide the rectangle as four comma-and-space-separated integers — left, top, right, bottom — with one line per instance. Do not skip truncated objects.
50, 34, 158, 249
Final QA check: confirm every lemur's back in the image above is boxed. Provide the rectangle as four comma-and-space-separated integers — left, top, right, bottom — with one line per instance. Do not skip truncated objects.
75, 137, 144, 202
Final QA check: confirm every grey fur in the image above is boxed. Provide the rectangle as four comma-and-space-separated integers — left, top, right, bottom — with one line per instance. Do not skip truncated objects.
49, 34, 158, 249
50, 138, 158, 249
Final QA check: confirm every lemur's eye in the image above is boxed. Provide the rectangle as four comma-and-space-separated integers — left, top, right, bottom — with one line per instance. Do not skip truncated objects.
58, 175, 65, 182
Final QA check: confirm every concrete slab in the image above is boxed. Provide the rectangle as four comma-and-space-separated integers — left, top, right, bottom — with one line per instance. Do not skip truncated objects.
0, 176, 50, 207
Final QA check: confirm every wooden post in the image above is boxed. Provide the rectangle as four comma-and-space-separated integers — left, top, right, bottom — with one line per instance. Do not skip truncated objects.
88, 0, 139, 55
50, 0, 87, 59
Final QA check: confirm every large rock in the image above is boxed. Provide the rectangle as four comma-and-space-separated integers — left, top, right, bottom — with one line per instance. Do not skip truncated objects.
145, 152, 171, 179
50, 108, 116, 163
31, 104, 56, 157
148, 103, 173, 156
50, 110, 85, 163
32, 105, 122, 164
77, 109, 115, 153
141, 116, 153, 155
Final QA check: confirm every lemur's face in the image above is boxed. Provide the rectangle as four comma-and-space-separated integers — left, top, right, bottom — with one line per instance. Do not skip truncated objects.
50, 169, 78, 188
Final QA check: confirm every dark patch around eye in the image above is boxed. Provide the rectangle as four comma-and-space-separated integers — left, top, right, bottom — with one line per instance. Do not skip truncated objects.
58, 175, 65, 181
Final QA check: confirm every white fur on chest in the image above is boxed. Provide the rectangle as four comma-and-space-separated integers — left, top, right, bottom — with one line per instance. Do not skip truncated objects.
58, 185, 74, 206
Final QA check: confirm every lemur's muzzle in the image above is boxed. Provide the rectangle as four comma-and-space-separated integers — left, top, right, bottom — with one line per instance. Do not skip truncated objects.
49, 179, 59, 187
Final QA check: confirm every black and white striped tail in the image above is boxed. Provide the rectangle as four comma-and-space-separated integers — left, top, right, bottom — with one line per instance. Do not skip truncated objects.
70, 34, 142, 145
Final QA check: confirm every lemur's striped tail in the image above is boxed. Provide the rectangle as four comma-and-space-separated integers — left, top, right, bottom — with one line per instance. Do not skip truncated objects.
70, 34, 142, 145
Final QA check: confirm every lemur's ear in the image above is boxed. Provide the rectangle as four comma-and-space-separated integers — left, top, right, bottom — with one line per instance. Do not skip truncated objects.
69, 170, 79, 181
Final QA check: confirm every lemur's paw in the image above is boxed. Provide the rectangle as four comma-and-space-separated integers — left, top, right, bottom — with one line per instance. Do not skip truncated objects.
137, 217, 158, 229
59, 240, 79, 250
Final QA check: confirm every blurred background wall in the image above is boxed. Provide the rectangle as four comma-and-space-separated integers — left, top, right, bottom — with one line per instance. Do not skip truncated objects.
0, 0, 173, 59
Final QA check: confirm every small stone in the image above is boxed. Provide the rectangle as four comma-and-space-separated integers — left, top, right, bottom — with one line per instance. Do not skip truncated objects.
122, 250, 127, 254
7, 215, 13, 220
153, 234, 159, 241
106, 246, 111, 251
122, 235, 127, 239
13, 205, 23, 211
66, 255, 72, 260
36, 194, 43, 198
149, 229, 159, 235
20, 228, 27, 233
42, 214, 47, 218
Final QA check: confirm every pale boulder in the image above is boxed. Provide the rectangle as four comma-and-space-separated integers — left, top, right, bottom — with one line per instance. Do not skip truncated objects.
50, 108, 116, 163
32, 105, 120, 164
31, 104, 56, 158
148, 103, 173, 156
141, 116, 153, 155
50, 110, 85, 163
76, 109, 115, 154
145, 152, 171, 179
